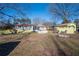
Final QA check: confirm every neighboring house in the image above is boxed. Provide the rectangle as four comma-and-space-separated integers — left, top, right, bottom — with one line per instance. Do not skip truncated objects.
55, 23, 76, 34
14, 18, 33, 33
33, 24, 48, 33
15, 24, 33, 33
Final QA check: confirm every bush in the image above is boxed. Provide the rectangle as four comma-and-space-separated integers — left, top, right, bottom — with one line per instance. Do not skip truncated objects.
0, 30, 12, 35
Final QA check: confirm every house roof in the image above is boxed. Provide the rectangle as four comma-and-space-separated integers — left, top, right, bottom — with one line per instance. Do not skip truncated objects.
55, 23, 76, 27
55, 24, 67, 27
16, 24, 33, 27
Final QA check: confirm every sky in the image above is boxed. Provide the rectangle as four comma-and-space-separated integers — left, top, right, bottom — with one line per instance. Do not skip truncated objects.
0, 3, 53, 23
0, 3, 79, 24
24, 3, 53, 22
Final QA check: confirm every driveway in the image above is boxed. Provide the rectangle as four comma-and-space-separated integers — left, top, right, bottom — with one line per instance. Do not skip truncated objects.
9, 32, 58, 56
9, 32, 79, 56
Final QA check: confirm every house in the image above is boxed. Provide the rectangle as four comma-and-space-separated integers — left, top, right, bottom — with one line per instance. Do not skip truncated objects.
15, 24, 33, 33
14, 18, 34, 33
33, 24, 48, 33
55, 23, 76, 34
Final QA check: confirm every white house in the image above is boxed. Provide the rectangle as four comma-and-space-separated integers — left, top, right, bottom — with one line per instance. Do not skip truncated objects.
34, 24, 48, 33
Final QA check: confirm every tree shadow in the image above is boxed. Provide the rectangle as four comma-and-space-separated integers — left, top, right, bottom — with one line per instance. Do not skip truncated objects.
50, 36, 67, 56
0, 41, 20, 56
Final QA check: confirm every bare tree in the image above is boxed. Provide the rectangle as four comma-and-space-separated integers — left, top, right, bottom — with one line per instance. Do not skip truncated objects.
0, 3, 30, 24
33, 17, 45, 25
0, 4, 30, 34
49, 3, 79, 24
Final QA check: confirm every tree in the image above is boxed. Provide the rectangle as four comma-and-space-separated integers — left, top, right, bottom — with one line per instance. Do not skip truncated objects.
62, 19, 71, 24
0, 4, 30, 34
43, 21, 55, 30
0, 3, 30, 25
43, 21, 54, 27
49, 3, 79, 24
33, 17, 45, 25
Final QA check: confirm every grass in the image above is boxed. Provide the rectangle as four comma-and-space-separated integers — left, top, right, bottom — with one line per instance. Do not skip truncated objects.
0, 30, 12, 35
0, 31, 32, 42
